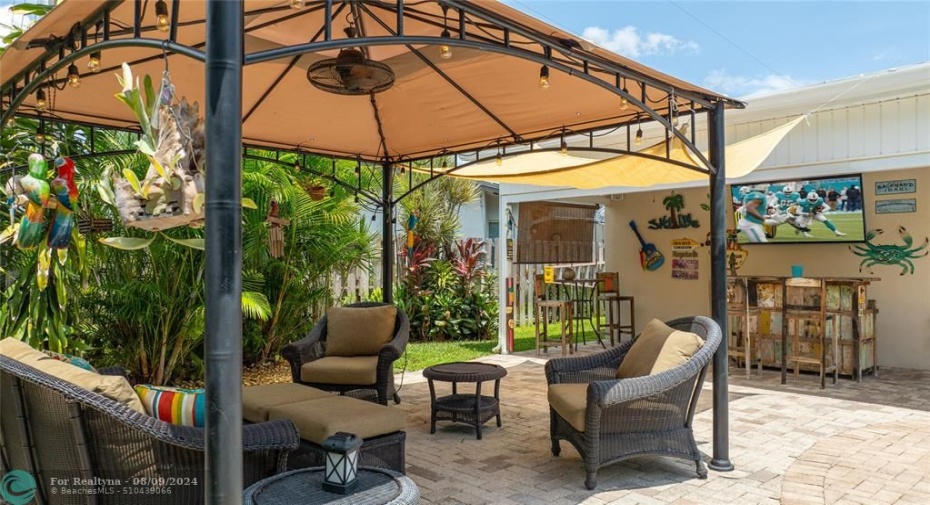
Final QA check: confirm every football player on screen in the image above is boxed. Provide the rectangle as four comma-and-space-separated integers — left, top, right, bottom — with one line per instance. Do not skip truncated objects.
736, 186, 769, 243
794, 191, 846, 238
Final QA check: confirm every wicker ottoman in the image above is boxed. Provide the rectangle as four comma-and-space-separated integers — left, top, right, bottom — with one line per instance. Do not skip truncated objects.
242, 384, 407, 473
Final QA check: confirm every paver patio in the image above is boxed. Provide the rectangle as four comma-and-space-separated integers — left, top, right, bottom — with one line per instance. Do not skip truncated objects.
389, 345, 930, 504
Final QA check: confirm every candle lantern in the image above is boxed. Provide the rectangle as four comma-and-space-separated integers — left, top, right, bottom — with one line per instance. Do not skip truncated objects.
321, 432, 361, 494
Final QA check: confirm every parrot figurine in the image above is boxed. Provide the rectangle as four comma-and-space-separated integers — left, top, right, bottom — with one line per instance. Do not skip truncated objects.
15, 153, 50, 249
406, 211, 418, 258
48, 156, 79, 259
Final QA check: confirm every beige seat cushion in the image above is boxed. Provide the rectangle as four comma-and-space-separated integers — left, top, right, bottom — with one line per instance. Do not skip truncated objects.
617, 319, 704, 379
547, 383, 589, 432
0, 337, 145, 413
300, 356, 379, 385
267, 396, 406, 444
242, 383, 332, 423
324, 305, 397, 357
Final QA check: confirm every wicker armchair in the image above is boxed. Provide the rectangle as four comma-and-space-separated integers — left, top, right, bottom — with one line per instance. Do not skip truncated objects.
0, 355, 300, 505
545, 315, 722, 489
282, 302, 410, 405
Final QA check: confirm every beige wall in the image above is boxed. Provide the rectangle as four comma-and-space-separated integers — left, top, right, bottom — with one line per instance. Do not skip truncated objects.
606, 167, 930, 369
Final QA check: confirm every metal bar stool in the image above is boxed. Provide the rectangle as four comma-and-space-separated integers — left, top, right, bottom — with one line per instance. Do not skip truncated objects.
534, 274, 574, 356
596, 272, 635, 346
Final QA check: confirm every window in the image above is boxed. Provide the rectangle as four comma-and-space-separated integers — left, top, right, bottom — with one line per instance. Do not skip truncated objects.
488, 220, 500, 239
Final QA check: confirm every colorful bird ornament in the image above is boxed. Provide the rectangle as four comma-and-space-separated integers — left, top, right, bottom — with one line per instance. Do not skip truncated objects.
47, 156, 79, 261
15, 153, 50, 249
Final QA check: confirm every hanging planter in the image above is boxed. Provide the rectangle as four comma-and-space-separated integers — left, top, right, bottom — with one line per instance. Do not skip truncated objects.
111, 64, 205, 232
309, 185, 326, 201
76, 216, 114, 234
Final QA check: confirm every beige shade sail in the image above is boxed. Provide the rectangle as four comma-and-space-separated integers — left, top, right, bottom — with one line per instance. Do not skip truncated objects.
1, 0, 741, 161
427, 116, 804, 188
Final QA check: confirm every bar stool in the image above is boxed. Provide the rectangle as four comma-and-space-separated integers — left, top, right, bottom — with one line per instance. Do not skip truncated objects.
534, 274, 573, 357
596, 272, 635, 346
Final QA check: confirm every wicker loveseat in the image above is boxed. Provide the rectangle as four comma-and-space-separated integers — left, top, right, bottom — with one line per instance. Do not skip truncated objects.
0, 353, 300, 505
282, 302, 409, 405
545, 316, 722, 490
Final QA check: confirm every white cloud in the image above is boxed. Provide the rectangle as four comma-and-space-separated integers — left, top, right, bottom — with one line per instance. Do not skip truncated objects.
582, 25, 699, 58
871, 47, 903, 62
703, 69, 806, 98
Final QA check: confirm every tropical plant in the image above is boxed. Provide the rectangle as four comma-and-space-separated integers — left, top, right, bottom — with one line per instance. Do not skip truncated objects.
0, 3, 54, 55
240, 154, 378, 363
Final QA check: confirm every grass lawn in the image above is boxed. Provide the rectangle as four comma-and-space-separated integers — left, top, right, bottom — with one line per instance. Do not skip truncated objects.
397, 320, 605, 372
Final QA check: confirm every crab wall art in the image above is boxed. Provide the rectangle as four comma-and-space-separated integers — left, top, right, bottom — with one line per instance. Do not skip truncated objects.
849, 226, 928, 275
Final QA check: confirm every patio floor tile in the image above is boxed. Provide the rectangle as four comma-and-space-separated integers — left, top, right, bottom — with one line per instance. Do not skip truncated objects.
386, 344, 930, 504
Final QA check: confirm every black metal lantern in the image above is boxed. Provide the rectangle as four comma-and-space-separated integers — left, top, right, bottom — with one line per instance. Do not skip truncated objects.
321, 432, 361, 494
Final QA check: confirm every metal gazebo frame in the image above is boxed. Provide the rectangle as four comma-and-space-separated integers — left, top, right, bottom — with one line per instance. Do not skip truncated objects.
0, 1, 739, 502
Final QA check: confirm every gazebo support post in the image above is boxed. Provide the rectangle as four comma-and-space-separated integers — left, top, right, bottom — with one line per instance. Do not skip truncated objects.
382, 162, 394, 304
707, 101, 734, 472
204, 0, 245, 503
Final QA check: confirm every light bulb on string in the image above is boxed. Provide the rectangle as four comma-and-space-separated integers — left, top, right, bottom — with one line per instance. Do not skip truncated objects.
635, 126, 643, 146
538, 65, 550, 89
290, 0, 305, 8
67, 64, 81, 88
495, 152, 503, 166
439, 30, 452, 60
35, 89, 47, 112
620, 87, 629, 109
87, 52, 101, 73
155, 0, 170, 32
560, 136, 568, 156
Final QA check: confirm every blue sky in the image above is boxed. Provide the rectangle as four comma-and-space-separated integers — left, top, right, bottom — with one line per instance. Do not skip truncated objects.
503, 1, 930, 97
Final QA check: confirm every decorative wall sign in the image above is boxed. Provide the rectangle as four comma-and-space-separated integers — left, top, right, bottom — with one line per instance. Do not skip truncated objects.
702, 229, 749, 275
671, 238, 700, 280
849, 226, 928, 275
875, 199, 917, 214
875, 179, 916, 195
648, 194, 701, 229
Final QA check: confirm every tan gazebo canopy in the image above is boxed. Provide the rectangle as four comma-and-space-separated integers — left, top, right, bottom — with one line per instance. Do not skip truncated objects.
1, 0, 740, 162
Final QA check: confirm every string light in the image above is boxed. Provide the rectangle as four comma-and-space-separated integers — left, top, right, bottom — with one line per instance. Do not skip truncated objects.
496, 153, 503, 166
67, 64, 81, 88
439, 30, 452, 60
635, 126, 643, 146
538, 65, 550, 89
35, 88, 47, 112
620, 84, 629, 109
439, 6, 452, 60
290, 0, 305, 8
35, 120, 46, 144
560, 132, 568, 155
155, 0, 170, 32
87, 51, 102, 73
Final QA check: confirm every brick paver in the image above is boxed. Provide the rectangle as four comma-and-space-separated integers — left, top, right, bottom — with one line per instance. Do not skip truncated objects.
388, 345, 930, 504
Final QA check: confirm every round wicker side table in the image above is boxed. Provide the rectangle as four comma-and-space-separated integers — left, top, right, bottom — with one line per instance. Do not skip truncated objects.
243, 466, 419, 505
422, 362, 508, 440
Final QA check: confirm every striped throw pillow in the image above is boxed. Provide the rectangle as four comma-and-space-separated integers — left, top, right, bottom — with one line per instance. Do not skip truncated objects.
134, 385, 206, 427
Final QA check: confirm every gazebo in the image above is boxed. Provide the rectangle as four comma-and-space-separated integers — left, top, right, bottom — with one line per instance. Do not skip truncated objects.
1, 1, 745, 500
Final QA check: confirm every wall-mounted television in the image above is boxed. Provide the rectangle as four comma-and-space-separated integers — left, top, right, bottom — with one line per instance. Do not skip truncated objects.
730, 174, 866, 244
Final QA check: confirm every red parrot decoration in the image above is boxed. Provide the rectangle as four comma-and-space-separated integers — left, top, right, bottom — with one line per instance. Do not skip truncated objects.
47, 156, 79, 254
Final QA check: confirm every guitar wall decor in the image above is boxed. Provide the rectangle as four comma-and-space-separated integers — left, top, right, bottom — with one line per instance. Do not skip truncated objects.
629, 220, 665, 271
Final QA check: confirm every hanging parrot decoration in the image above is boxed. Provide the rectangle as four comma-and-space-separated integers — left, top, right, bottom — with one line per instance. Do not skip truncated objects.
15, 153, 51, 249
47, 156, 79, 261
406, 211, 419, 259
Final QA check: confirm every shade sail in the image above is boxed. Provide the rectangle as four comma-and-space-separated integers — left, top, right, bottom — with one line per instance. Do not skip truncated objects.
434, 116, 804, 188
0, 0, 741, 161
